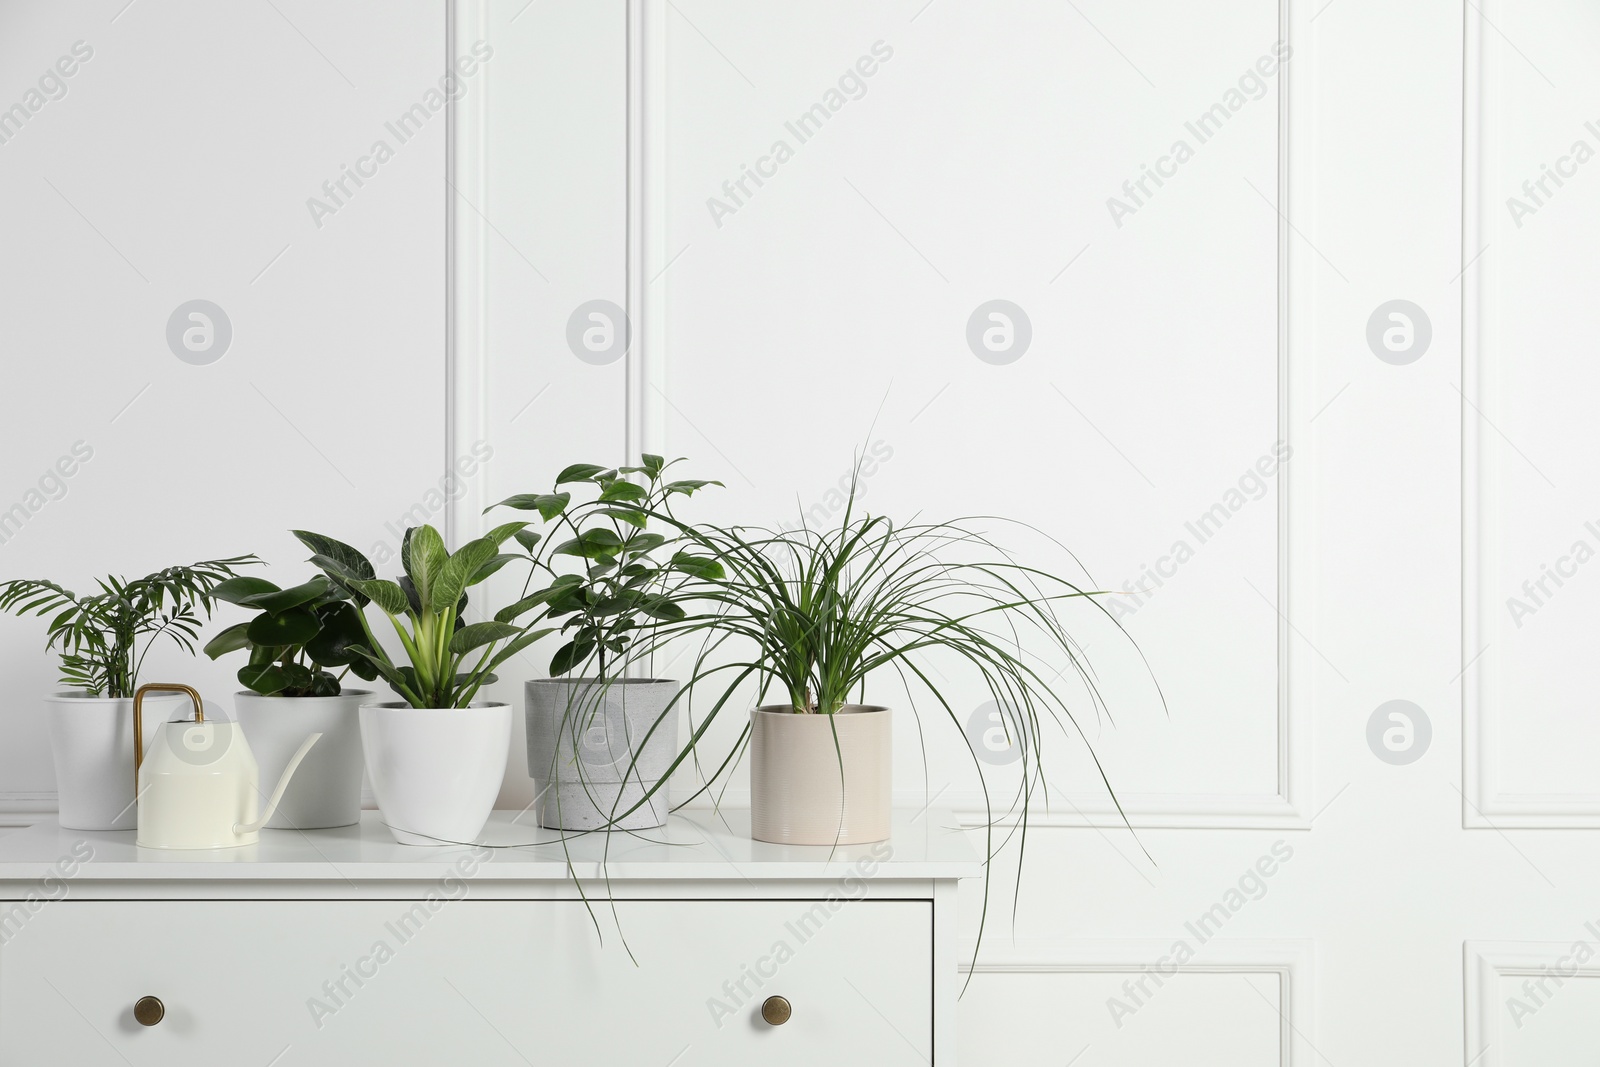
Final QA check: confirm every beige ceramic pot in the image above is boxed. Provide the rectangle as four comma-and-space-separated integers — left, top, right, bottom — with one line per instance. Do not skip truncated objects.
749, 704, 890, 844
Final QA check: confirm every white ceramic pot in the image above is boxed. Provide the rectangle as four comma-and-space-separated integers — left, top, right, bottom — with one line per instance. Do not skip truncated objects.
359, 701, 510, 845
525, 678, 680, 831
749, 704, 891, 845
47, 691, 187, 831
234, 690, 369, 830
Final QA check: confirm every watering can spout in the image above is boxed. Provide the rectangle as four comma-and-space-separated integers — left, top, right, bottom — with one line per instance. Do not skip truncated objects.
234, 733, 322, 834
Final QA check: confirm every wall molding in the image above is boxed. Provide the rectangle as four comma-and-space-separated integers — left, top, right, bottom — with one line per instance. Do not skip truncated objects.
1459, 0, 1600, 828
653, 0, 1313, 829
962, 939, 1315, 1065
1465, 941, 1600, 1066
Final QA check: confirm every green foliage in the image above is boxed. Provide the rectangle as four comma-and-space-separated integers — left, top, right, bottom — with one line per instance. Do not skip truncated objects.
487, 455, 722, 680
0, 557, 261, 698
203, 573, 379, 697
294, 526, 551, 709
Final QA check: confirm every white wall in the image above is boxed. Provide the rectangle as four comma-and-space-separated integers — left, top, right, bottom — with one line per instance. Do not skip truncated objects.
0, 0, 452, 804
6, 0, 1600, 1063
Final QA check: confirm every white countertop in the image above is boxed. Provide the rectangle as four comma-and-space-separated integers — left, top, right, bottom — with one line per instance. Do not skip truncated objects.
0, 809, 980, 884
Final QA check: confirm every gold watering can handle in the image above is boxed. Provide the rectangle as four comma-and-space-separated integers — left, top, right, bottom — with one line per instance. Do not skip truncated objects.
132, 683, 205, 798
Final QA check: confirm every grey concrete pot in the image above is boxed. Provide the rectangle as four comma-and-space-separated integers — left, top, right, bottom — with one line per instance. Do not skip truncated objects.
525, 678, 680, 830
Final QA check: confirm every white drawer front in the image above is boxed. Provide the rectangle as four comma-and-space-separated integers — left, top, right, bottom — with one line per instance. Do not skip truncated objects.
0, 899, 932, 1065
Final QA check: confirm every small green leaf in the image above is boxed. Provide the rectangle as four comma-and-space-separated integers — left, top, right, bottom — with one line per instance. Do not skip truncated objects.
641, 453, 665, 476
514, 529, 542, 554
665, 479, 722, 496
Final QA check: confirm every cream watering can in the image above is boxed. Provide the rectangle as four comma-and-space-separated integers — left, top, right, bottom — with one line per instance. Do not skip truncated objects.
132, 683, 321, 849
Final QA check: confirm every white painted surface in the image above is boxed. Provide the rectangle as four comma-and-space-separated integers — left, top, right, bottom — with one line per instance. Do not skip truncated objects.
3, 0, 1600, 1063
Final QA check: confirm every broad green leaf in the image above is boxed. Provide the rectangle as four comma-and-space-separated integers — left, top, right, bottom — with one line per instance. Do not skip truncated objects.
483, 628, 555, 674
304, 602, 370, 667
203, 622, 252, 660
556, 463, 608, 484
598, 480, 647, 503
494, 575, 583, 623
483, 521, 528, 547
432, 539, 498, 613
552, 529, 623, 560
293, 532, 375, 581
211, 577, 280, 605
514, 529, 542, 554
623, 533, 667, 557
348, 579, 410, 617
449, 621, 521, 655
641, 597, 686, 622
238, 663, 289, 695
665, 479, 722, 496
641, 453, 665, 476
246, 608, 320, 647
487, 493, 570, 521
472, 553, 523, 585
236, 575, 331, 614
670, 553, 725, 580
405, 525, 448, 607
548, 637, 595, 676
596, 507, 647, 529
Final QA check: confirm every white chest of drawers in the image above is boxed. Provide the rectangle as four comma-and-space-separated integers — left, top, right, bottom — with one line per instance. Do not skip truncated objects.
0, 809, 976, 1065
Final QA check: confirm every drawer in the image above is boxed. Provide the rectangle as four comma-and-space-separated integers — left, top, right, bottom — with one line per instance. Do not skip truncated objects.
0, 898, 932, 1065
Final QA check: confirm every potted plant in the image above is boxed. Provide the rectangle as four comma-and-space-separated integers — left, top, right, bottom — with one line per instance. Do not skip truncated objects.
641, 476, 1155, 848
488, 455, 720, 831
293, 524, 550, 845
0, 556, 259, 830
203, 572, 379, 829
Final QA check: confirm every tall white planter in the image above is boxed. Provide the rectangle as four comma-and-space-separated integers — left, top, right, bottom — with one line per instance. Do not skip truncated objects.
749, 705, 891, 845
359, 701, 510, 845
234, 690, 368, 830
47, 691, 187, 831
525, 678, 680, 831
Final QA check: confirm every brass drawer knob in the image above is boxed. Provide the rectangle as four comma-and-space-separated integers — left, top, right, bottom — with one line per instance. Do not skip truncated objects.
761, 995, 792, 1026
133, 996, 164, 1026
